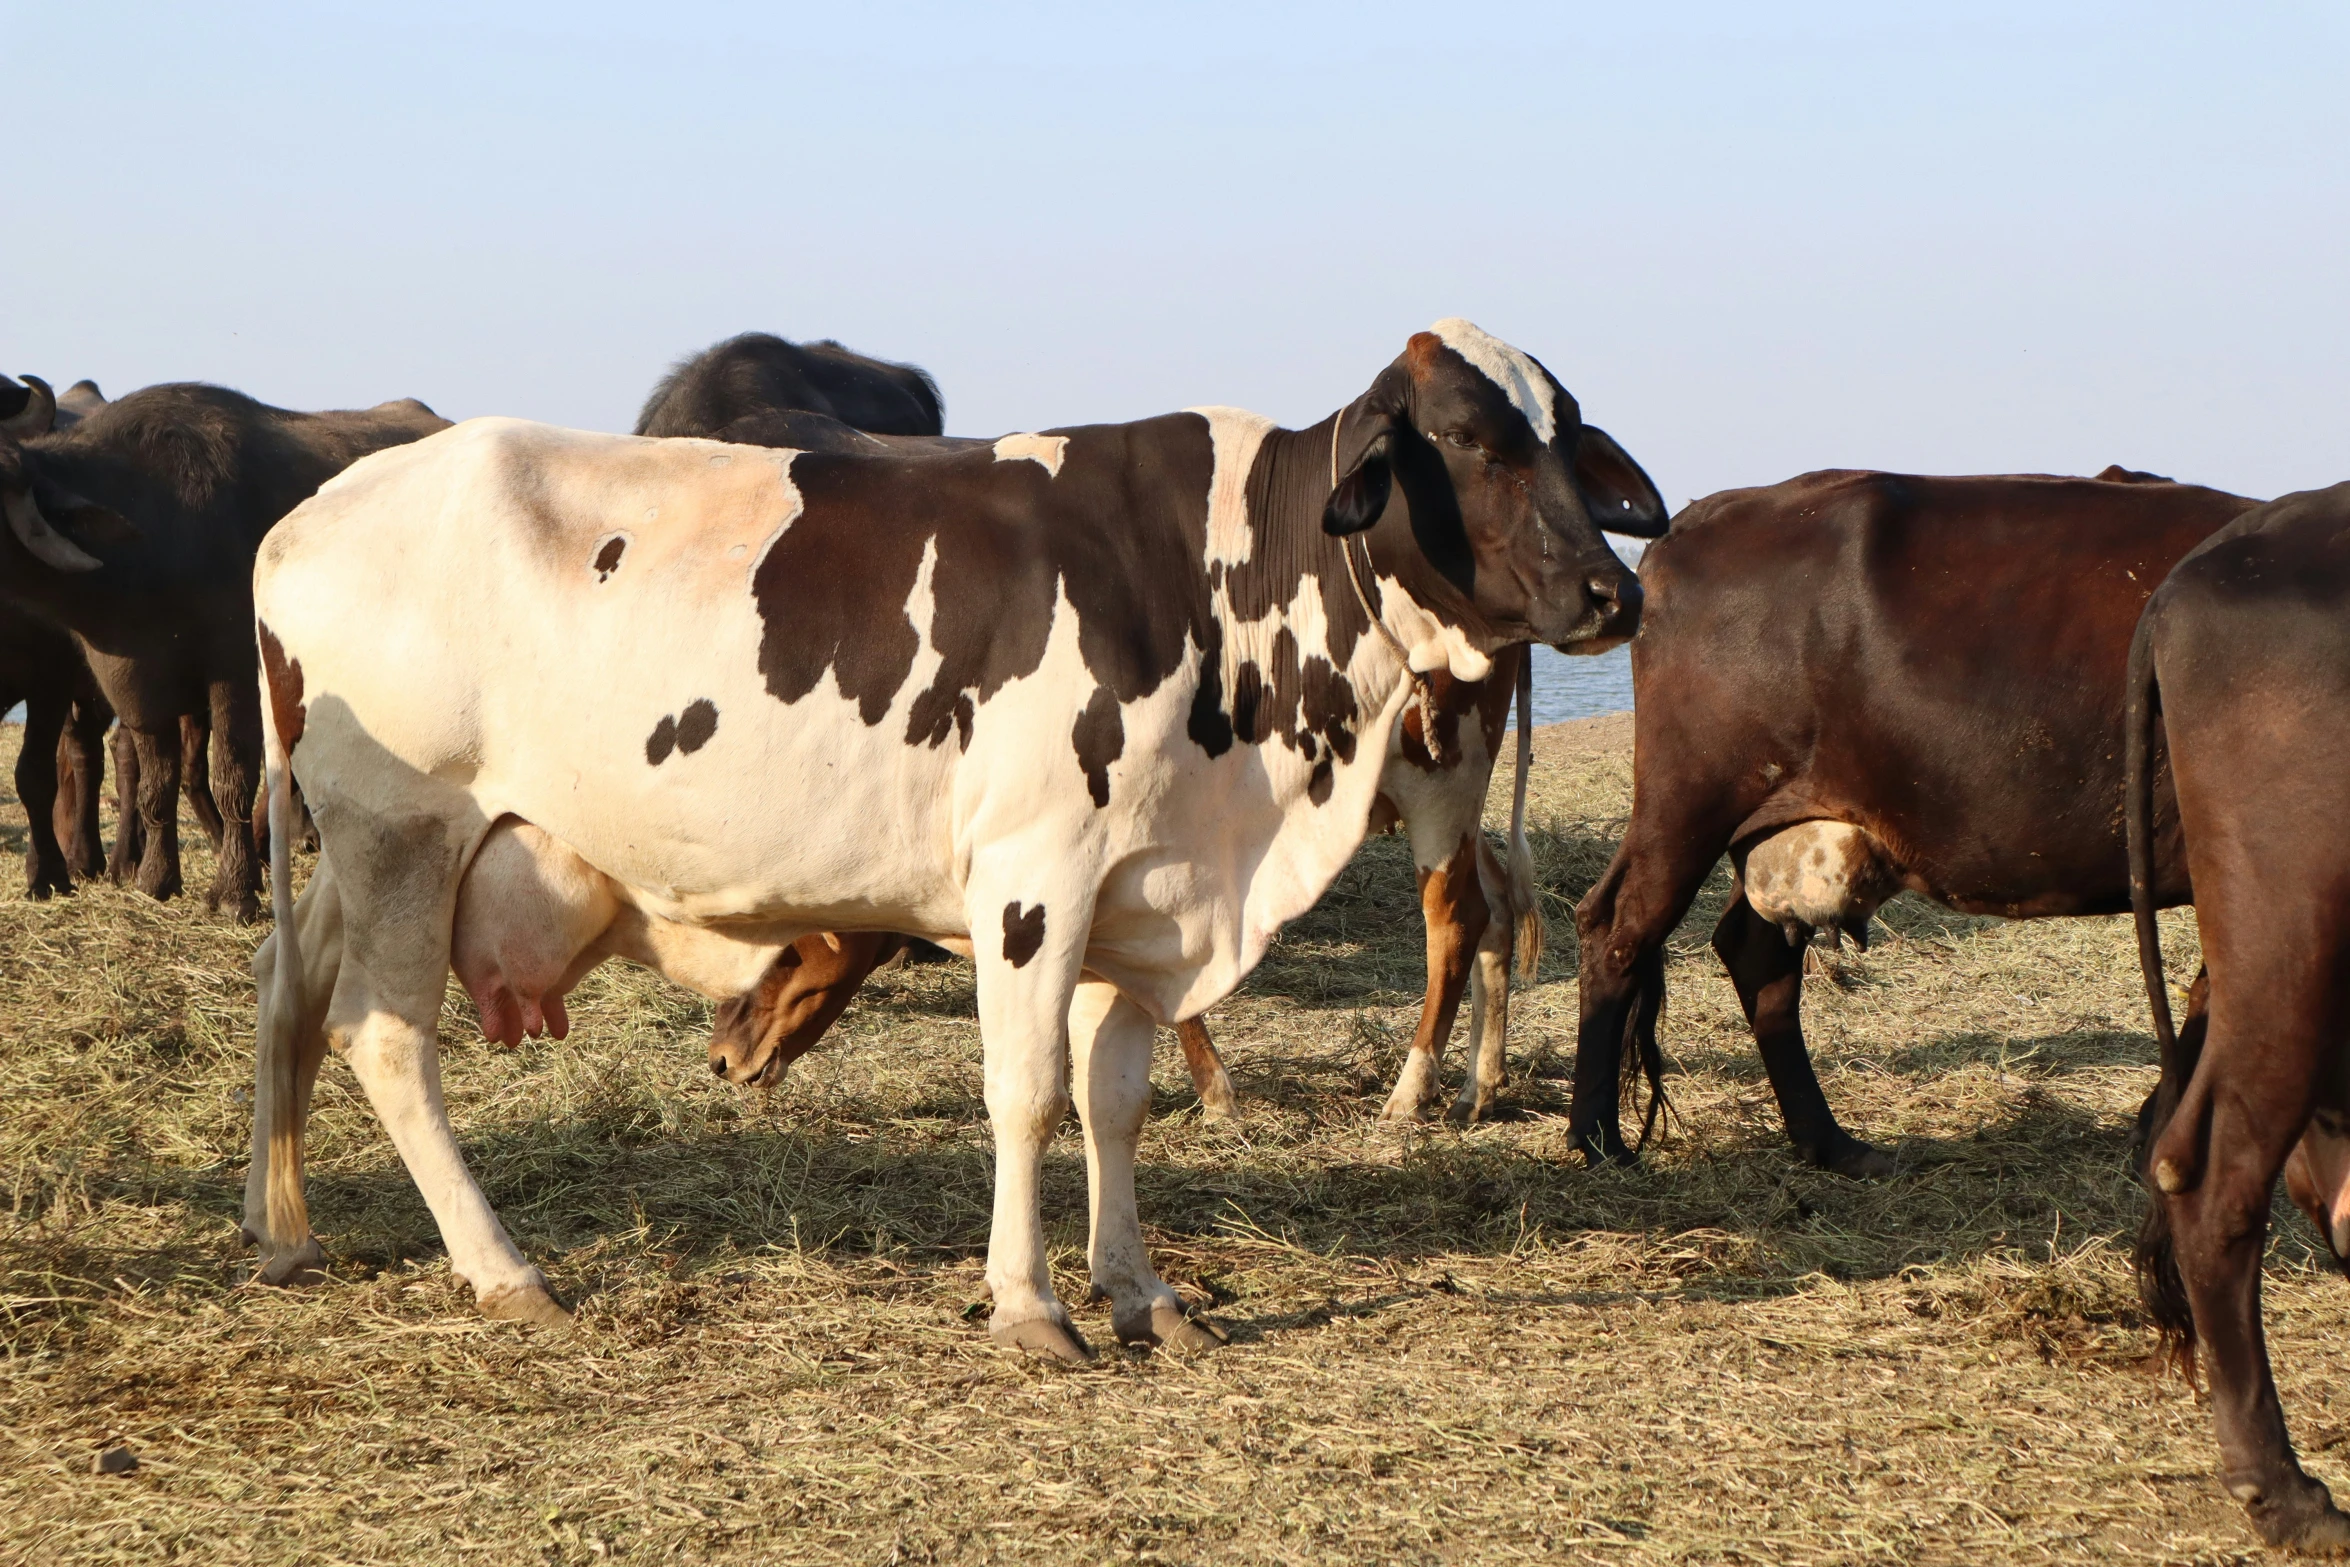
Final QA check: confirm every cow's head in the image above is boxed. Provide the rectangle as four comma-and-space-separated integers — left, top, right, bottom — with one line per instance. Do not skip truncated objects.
1324, 320, 1663, 657
0, 374, 108, 575
708, 931, 909, 1087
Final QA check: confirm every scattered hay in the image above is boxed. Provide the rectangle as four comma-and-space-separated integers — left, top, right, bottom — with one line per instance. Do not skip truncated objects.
0, 718, 2326, 1564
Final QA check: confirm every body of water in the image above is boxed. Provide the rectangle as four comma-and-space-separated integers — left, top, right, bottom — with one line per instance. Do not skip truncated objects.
1525, 641, 1633, 726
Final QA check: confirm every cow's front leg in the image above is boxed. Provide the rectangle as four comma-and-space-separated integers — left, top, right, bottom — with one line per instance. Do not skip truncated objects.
1071, 979, 1225, 1353
974, 884, 1091, 1363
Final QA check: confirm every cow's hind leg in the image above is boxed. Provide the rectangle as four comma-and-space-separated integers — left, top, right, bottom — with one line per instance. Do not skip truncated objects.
1711, 893, 1895, 1178
1174, 1018, 1239, 1121
322, 808, 562, 1324
972, 876, 1093, 1363
2153, 953, 2350, 1548
1073, 980, 1224, 1352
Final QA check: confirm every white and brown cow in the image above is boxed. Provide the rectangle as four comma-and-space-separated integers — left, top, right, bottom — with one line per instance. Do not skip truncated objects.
241, 321, 1655, 1362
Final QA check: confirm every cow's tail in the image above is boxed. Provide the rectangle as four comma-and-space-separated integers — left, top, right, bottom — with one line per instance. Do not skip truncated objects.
250, 632, 309, 1258
1508, 652, 1545, 980
1624, 943, 1671, 1151
2124, 604, 2197, 1378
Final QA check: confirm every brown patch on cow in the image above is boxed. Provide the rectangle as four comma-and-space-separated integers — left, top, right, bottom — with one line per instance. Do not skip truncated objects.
1308, 758, 1335, 803
952, 693, 974, 751
675, 699, 718, 755
256, 619, 306, 751
1071, 686, 1123, 808
1001, 902, 1046, 968
593, 536, 627, 581
645, 715, 677, 765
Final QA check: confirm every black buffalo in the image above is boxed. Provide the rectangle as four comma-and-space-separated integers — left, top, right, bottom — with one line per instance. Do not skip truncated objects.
0, 374, 447, 919
634, 332, 944, 440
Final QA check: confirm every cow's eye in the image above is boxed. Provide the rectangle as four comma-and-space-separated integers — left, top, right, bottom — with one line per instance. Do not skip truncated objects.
1442, 430, 1479, 451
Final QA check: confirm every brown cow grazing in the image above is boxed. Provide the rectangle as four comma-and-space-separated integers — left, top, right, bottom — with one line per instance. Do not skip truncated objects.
1573, 467, 2258, 1174
2130, 481, 2350, 1554
0, 373, 446, 919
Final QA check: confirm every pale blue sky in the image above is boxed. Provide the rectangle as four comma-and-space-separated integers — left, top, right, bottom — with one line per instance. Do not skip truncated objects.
11, 3, 2345, 507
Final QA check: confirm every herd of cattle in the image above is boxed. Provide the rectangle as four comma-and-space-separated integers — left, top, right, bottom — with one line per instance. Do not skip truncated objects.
4, 324, 2348, 1551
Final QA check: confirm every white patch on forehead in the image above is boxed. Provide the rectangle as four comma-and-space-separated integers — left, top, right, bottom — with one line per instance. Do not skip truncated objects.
992, 432, 1068, 476
1186, 406, 1276, 568
1430, 318, 1556, 447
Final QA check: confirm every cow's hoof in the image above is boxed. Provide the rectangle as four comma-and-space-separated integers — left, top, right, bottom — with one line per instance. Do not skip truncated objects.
478, 1281, 572, 1329
989, 1313, 1095, 1365
251, 1238, 329, 1287
136, 865, 182, 903
1814, 1135, 1899, 1181
1377, 1096, 1432, 1124
1116, 1300, 1227, 1355
2244, 1474, 2350, 1553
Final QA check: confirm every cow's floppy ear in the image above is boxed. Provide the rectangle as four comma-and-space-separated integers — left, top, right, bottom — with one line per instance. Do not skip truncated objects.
1323, 365, 1409, 537
1572, 424, 1669, 538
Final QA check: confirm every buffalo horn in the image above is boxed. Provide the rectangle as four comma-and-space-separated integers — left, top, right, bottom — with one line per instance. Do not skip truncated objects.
0, 375, 57, 440
3, 489, 104, 572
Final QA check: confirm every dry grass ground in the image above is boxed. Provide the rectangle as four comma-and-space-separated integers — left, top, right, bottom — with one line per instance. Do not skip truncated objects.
0, 715, 2336, 1565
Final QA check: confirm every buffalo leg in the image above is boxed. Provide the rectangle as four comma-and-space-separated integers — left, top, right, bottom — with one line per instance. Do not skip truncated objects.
181, 710, 224, 849
1571, 816, 1725, 1164
1380, 833, 1487, 1121
125, 724, 184, 902
55, 697, 109, 879
106, 724, 142, 881
1174, 1018, 1239, 1120
1711, 893, 1896, 1178
13, 688, 72, 898
206, 678, 263, 922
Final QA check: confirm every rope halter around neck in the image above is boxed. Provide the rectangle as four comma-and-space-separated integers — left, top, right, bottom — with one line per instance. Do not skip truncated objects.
1332, 410, 1446, 764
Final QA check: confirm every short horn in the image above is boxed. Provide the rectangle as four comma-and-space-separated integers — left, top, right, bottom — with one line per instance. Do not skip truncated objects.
1, 375, 57, 440
4, 489, 104, 572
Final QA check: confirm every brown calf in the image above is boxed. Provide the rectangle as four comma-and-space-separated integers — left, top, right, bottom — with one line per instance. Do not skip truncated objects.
2131, 481, 2350, 1554
1574, 467, 2257, 1174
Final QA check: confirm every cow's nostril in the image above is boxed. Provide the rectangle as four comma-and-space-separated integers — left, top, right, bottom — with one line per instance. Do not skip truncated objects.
710, 1056, 728, 1077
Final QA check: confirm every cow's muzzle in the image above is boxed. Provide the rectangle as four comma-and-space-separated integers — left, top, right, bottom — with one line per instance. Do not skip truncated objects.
1542, 562, 1643, 653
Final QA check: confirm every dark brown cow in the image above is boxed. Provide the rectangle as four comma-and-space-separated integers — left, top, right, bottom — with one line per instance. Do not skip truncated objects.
0, 374, 447, 919
1573, 467, 2258, 1173
2131, 481, 2350, 1554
